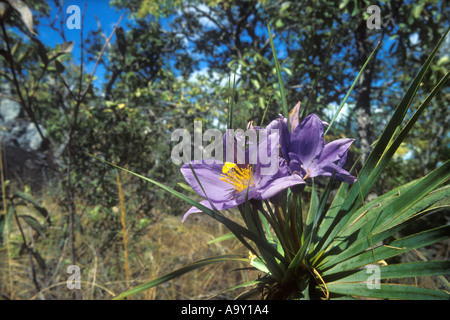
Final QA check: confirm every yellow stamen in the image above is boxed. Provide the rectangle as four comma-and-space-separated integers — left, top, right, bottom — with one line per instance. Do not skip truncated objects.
222, 162, 237, 173
220, 162, 254, 193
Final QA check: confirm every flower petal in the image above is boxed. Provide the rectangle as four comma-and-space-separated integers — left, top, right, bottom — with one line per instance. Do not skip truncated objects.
290, 114, 325, 166
320, 138, 354, 164
318, 163, 357, 184
235, 187, 258, 204
257, 174, 305, 200
180, 161, 234, 203
266, 116, 290, 160
182, 199, 239, 222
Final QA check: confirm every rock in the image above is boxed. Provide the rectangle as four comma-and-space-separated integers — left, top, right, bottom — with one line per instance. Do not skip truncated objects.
0, 96, 21, 124
0, 84, 45, 152
16, 122, 46, 151
0, 84, 54, 189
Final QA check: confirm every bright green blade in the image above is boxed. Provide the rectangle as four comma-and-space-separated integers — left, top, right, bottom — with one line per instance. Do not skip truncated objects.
322, 225, 450, 276
267, 23, 288, 121
177, 182, 196, 194
207, 232, 236, 244
324, 260, 450, 283
318, 185, 449, 269
324, 40, 381, 135
324, 283, 449, 300
313, 29, 449, 257
227, 72, 236, 129
317, 161, 450, 267
221, 279, 263, 295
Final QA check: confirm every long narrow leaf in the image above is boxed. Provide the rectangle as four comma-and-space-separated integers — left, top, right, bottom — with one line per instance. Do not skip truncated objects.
322, 225, 450, 276
313, 31, 449, 258
324, 40, 381, 135
328, 161, 449, 252
324, 283, 449, 300
318, 186, 449, 269
113, 255, 248, 299
207, 232, 236, 244
87, 153, 288, 265
324, 260, 450, 283
267, 23, 288, 121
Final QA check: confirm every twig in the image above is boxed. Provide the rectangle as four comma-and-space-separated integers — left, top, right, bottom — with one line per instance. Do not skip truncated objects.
81, 12, 125, 101
67, 2, 88, 272
11, 201, 43, 298
61, 8, 125, 295
117, 172, 130, 291
0, 139, 14, 299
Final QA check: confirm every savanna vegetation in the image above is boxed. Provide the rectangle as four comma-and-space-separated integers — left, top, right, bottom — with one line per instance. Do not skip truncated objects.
0, 0, 448, 301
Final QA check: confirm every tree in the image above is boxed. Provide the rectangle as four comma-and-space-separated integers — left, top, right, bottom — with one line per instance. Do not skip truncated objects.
116, 0, 448, 191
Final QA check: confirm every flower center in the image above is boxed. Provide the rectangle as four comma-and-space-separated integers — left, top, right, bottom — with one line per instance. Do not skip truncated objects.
219, 162, 255, 193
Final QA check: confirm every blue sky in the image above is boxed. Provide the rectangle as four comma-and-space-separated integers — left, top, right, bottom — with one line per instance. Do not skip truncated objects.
36, 1, 130, 88
32, 0, 443, 117
34, 1, 287, 90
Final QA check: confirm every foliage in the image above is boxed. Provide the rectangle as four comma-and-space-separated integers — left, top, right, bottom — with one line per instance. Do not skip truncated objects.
103, 25, 449, 300
0, 0, 448, 301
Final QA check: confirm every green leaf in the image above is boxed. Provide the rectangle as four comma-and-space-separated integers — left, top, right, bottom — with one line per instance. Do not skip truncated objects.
324, 283, 449, 300
267, 23, 288, 123
322, 225, 450, 276
35, 39, 49, 65
177, 182, 196, 194
412, 3, 425, 19
318, 184, 449, 269
221, 279, 262, 296
113, 255, 248, 299
324, 260, 450, 283
327, 161, 449, 255
325, 40, 381, 135
19, 215, 45, 238
1, 206, 14, 245
49, 41, 75, 61
339, 0, 351, 9
357, 28, 449, 191
250, 255, 271, 274
54, 60, 65, 74
86, 153, 288, 266
14, 191, 50, 222
314, 29, 449, 258
6, 0, 35, 35
31, 248, 46, 271
251, 78, 260, 90
207, 232, 235, 244
282, 183, 320, 286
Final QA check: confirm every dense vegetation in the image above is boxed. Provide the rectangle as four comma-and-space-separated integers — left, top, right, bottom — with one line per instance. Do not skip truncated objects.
0, 0, 448, 300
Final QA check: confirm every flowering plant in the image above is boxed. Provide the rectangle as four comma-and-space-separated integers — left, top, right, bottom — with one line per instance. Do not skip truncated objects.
93, 27, 450, 300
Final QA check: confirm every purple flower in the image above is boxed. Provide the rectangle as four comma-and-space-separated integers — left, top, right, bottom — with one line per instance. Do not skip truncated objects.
180, 130, 305, 221
268, 103, 357, 184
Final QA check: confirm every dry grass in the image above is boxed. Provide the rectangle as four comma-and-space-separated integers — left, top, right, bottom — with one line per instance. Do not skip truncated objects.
0, 182, 260, 300
1, 174, 447, 300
